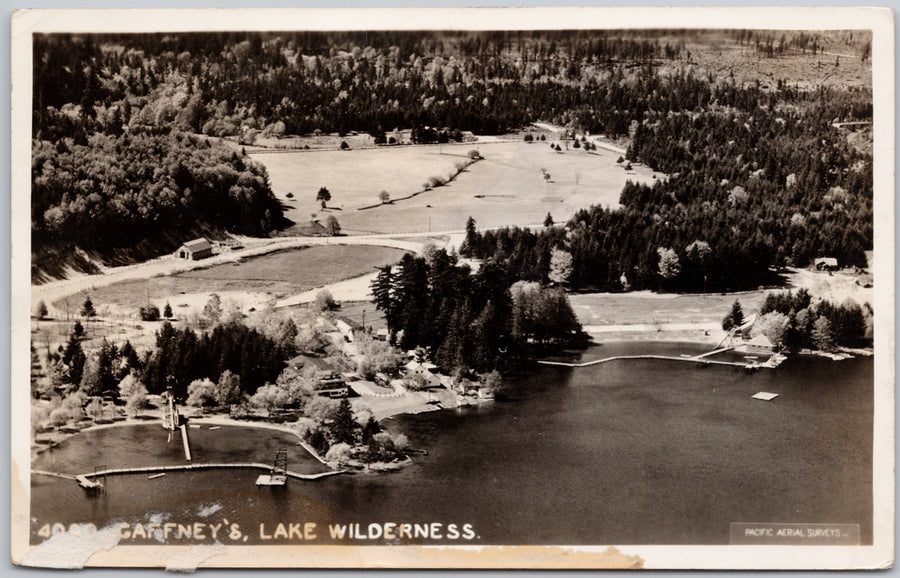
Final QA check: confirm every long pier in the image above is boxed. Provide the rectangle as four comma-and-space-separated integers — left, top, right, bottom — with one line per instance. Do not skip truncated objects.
180, 424, 192, 461
80, 463, 347, 481
537, 353, 748, 369
33, 464, 347, 484
693, 346, 734, 359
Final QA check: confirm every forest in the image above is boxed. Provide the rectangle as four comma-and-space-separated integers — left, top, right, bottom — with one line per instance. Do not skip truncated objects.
462, 76, 872, 292
32, 30, 873, 290
32, 132, 283, 280
42, 318, 291, 402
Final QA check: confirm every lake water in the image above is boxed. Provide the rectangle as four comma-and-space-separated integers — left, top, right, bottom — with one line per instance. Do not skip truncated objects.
30, 342, 873, 546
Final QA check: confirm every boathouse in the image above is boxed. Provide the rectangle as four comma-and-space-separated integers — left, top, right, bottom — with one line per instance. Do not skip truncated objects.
745, 334, 776, 355
177, 238, 213, 260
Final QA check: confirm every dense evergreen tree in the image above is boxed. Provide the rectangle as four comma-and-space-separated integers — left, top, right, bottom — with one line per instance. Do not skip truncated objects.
61, 333, 86, 386
329, 398, 359, 446
722, 300, 745, 331
372, 249, 580, 372
142, 321, 286, 399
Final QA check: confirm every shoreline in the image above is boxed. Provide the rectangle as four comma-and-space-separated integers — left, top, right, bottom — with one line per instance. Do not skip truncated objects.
31, 336, 871, 467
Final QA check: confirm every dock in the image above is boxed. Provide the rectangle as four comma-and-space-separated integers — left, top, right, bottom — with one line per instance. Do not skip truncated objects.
32, 470, 77, 481
693, 346, 734, 359
256, 447, 288, 486
537, 353, 748, 369
255, 473, 287, 486
72, 463, 347, 482
538, 348, 785, 370
180, 424, 192, 461
33, 470, 104, 490
75, 475, 104, 491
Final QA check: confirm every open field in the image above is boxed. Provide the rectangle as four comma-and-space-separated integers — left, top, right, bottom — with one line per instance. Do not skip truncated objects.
52, 245, 409, 317
254, 145, 469, 229
256, 138, 656, 235
571, 290, 770, 328
570, 266, 873, 343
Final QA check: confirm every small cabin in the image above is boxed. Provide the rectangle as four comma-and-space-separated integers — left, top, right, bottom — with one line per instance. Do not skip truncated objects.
177, 238, 213, 260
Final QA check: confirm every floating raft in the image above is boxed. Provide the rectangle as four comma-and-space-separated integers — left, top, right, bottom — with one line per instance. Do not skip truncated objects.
255, 474, 287, 486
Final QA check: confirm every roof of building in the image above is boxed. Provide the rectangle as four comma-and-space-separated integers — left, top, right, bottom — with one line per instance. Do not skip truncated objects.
747, 334, 774, 348
336, 317, 363, 331
405, 360, 438, 372
815, 257, 838, 267
287, 354, 334, 372
297, 220, 329, 235
182, 238, 212, 252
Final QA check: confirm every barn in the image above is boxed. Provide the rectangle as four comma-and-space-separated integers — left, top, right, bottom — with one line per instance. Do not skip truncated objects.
177, 238, 213, 260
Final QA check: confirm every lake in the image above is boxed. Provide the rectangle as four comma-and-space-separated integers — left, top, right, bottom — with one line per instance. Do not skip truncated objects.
30, 342, 873, 546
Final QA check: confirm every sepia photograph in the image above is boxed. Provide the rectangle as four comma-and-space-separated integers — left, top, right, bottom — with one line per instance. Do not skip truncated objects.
10, 7, 894, 570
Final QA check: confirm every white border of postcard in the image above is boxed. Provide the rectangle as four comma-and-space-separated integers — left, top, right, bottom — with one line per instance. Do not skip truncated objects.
10, 6, 894, 570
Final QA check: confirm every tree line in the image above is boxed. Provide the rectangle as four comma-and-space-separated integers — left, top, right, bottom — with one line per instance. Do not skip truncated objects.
755, 289, 871, 350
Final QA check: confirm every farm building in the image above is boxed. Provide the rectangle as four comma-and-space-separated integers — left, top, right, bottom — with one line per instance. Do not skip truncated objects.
177, 238, 213, 260
814, 257, 839, 271
296, 220, 330, 236
744, 334, 776, 355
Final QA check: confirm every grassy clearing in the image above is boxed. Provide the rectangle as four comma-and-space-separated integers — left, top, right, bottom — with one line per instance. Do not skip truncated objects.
255, 138, 657, 235
253, 145, 466, 230
54, 245, 408, 315
570, 290, 770, 327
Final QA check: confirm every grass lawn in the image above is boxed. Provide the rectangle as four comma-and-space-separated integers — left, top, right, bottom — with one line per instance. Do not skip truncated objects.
255, 139, 657, 235
55, 245, 408, 316
569, 290, 770, 327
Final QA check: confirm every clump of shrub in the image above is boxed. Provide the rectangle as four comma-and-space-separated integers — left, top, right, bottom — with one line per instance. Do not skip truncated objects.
140, 305, 161, 321
315, 289, 339, 312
